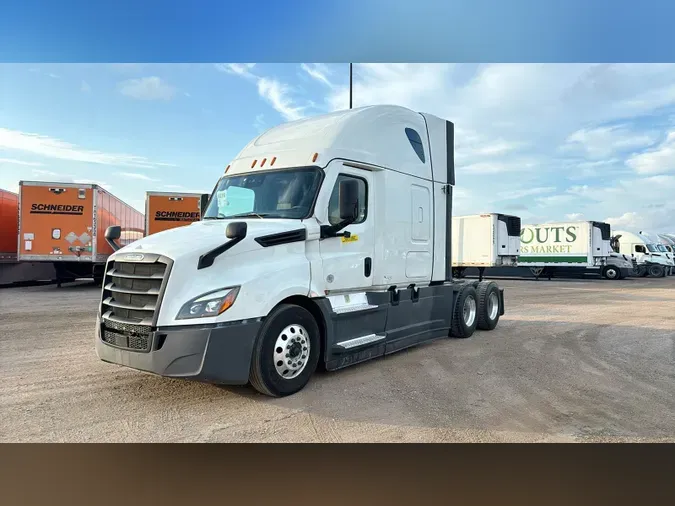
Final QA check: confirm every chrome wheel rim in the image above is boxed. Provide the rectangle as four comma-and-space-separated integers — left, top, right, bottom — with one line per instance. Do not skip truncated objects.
463, 296, 477, 327
487, 291, 499, 320
273, 324, 310, 380
607, 268, 618, 279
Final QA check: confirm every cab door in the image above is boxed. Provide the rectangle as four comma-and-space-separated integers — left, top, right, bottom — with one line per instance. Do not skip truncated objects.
318, 168, 374, 293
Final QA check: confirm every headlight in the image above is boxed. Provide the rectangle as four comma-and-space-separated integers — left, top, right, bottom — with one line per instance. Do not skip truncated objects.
176, 287, 240, 320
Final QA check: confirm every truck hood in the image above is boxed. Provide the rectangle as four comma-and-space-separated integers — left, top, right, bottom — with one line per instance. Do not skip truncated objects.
113, 219, 308, 261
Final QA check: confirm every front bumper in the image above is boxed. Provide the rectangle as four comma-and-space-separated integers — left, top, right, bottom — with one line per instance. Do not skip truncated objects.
95, 315, 262, 385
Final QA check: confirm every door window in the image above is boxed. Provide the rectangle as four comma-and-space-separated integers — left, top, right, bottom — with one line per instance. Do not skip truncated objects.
327, 174, 368, 226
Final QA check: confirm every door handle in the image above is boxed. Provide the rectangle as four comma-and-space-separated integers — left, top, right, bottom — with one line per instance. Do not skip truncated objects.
364, 257, 372, 277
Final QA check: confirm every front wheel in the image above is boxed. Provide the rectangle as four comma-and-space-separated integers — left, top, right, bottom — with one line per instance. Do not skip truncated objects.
602, 265, 620, 280
249, 304, 321, 397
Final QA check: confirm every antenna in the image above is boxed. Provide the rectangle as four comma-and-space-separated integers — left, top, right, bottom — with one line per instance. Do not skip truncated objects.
349, 63, 353, 109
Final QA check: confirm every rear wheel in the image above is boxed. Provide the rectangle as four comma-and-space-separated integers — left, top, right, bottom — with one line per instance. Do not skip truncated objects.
476, 281, 501, 330
249, 304, 320, 397
450, 285, 478, 339
648, 264, 665, 278
602, 265, 620, 280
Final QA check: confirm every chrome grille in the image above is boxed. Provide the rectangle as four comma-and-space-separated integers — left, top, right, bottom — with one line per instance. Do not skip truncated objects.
100, 256, 170, 352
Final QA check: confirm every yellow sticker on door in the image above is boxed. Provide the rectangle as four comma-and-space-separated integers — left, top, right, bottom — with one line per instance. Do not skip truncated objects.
341, 234, 359, 243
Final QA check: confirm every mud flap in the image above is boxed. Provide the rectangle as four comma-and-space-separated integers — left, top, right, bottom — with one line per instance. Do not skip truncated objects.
499, 288, 505, 316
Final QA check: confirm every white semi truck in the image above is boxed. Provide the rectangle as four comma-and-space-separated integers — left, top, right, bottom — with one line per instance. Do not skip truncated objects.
613, 230, 671, 277
640, 231, 675, 276
657, 234, 675, 272
451, 213, 521, 280
96, 105, 506, 397
496, 220, 633, 280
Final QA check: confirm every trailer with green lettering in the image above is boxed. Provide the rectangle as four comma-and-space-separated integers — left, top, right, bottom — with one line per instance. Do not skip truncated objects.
517, 220, 632, 280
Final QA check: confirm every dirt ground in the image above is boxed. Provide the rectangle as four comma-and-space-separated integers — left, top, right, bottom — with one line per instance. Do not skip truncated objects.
1, 276, 674, 442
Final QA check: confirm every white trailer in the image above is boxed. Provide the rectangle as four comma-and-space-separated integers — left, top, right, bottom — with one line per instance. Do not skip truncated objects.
613, 230, 671, 277
451, 213, 521, 280
95, 105, 507, 397
495, 220, 633, 280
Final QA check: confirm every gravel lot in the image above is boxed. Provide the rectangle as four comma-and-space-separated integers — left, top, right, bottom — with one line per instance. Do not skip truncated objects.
1, 277, 674, 442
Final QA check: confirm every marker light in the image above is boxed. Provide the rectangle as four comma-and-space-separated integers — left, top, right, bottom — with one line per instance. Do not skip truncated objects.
312, 153, 318, 162
251, 159, 257, 168
270, 157, 277, 166
261, 158, 267, 167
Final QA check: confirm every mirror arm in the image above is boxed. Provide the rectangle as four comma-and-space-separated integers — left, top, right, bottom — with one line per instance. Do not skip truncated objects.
320, 216, 356, 240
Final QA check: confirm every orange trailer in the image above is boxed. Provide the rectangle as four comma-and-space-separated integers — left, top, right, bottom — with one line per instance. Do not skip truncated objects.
0, 187, 57, 286
18, 181, 144, 285
0, 188, 19, 262
145, 191, 204, 235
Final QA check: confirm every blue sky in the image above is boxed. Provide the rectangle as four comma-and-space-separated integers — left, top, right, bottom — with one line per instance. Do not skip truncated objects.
2, 63, 675, 232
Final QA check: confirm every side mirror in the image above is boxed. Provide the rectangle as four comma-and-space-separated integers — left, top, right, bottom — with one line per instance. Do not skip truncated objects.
338, 179, 360, 221
199, 193, 210, 217
226, 221, 247, 239
105, 225, 122, 251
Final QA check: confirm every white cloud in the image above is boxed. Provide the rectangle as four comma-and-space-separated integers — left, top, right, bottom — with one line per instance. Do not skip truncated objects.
81, 80, 91, 93
626, 131, 675, 175
606, 211, 641, 229
563, 124, 659, 159
114, 172, 159, 182
256, 78, 304, 121
31, 168, 63, 178
0, 158, 44, 167
118, 76, 176, 101
0, 127, 175, 169
300, 63, 334, 88
215, 63, 256, 75
216, 63, 307, 121
566, 213, 584, 220
497, 186, 557, 201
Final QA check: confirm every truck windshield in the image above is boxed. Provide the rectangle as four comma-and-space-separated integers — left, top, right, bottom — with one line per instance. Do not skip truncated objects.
656, 244, 667, 252
646, 244, 657, 252
203, 167, 322, 220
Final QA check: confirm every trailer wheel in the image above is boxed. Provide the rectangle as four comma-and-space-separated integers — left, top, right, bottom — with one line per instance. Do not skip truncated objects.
450, 285, 478, 339
476, 281, 501, 331
648, 264, 665, 278
249, 304, 320, 397
602, 265, 620, 280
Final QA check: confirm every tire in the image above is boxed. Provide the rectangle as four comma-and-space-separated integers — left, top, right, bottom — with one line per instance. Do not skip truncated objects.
648, 264, 665, 278
602, 265, 620, 280
450, 285, 478, 339
249, 304, 321, 397
476, 281, 501, 331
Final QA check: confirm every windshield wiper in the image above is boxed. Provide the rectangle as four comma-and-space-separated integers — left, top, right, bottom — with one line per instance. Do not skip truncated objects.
227, 212, 272, 219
